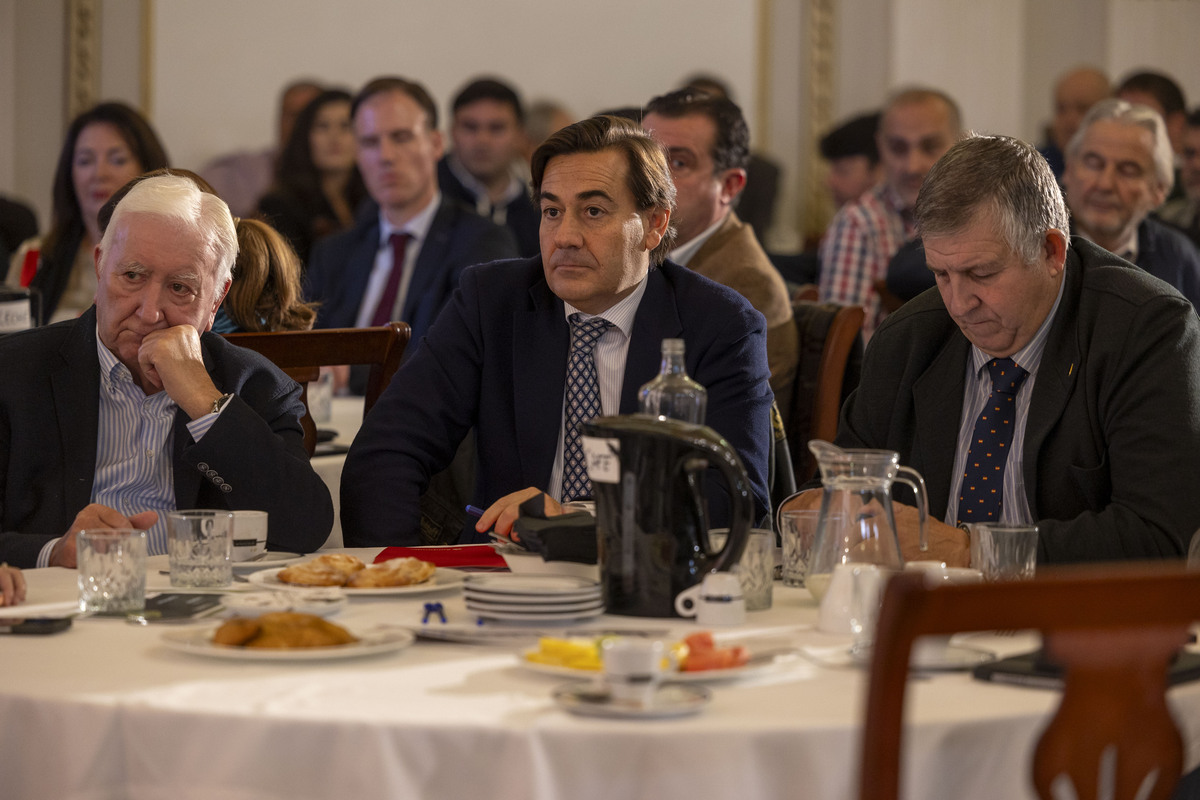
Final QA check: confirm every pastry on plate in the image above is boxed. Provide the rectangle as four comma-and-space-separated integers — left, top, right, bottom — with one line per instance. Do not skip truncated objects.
212, 612, 358, 648
277, 553, 366, 586
347, 557, 436, 588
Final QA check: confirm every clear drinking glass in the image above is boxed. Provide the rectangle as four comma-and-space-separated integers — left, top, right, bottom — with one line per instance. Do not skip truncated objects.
77, 529, 147, 613
970, 524, 1038, 581
779, 509, 823, 588
167, 510, 234, 587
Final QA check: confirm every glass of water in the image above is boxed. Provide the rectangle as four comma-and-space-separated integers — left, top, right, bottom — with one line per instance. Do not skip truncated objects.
167, 510, 234, 587
78, 529, 147, 613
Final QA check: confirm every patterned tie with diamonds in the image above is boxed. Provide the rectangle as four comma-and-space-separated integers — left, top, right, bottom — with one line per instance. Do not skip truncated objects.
561, 314, 612, 502
956, 357, 1030, 525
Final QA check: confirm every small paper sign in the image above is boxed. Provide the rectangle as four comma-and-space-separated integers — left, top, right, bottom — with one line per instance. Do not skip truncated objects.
581, 436, 621, 484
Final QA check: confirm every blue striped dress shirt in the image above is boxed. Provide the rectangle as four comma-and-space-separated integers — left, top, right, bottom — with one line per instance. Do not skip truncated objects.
945, 271, 1067, 526
35, 332, 230, 566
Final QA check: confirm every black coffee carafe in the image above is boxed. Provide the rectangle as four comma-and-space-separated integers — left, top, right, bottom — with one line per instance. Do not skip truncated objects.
580, 414, 753, 617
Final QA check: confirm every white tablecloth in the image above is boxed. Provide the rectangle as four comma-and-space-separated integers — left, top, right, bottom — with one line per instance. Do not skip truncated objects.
310, 396, 365, 549
3, 552, 1198, 800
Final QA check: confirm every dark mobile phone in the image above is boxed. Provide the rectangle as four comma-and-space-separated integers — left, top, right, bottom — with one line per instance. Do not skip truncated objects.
2, 617, 73, 635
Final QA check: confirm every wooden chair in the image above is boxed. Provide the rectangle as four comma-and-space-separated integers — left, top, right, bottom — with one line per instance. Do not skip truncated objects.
785, 301, 865, 483
224, 322, 411, 455
860, 564, 1200, 800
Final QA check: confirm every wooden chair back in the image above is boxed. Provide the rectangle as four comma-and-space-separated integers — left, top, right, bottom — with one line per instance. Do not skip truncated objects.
786, 301, 865, 483
224, 322, 411, 455
860, 564, 1200, 800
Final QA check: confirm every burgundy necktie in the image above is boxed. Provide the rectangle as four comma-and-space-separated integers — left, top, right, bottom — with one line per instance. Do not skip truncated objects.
370, 232, 410, 327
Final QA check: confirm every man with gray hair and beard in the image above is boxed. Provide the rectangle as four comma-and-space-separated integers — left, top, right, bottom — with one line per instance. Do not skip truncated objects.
825, 134, 1200, 567
0, 174, 332, 568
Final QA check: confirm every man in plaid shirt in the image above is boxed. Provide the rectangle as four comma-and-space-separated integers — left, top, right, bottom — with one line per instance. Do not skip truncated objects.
819, 88, 961, 339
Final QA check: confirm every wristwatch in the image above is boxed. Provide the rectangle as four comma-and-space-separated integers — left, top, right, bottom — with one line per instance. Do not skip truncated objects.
210, 393, 234, 415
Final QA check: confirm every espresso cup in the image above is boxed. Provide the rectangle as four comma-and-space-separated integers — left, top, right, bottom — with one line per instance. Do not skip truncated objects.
674, 572, 746, 626
601, 638, 673, 706
230, 510, 268, 562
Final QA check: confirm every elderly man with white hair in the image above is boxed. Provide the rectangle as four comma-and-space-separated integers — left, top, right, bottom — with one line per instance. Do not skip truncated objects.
0, 173, 332, 568
1062, 97, 1200, 309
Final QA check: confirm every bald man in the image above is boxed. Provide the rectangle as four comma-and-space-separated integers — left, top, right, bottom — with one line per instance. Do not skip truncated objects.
1039, 66, 1110, 178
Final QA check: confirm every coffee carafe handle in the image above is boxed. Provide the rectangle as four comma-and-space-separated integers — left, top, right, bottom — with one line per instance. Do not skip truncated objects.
692, 438, 754, 574
894, 466, 929, 554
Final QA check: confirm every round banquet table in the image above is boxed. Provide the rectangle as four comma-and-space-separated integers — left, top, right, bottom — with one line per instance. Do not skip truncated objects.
2, 550, 1198, 800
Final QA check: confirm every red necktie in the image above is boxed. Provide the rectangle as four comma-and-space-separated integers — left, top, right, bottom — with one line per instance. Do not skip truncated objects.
371, 232, 410, 327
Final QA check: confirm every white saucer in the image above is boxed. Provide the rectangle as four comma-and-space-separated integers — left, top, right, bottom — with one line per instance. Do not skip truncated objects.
231, 552, 304, 574
222, 589, 347, 618
463, 574, 600, 598
552, 681, 711, 719
465, 598, 605, 613
469, 605, 605, 622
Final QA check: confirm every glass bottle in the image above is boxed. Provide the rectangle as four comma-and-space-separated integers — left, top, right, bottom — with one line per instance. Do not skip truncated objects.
638, 338, 707, 424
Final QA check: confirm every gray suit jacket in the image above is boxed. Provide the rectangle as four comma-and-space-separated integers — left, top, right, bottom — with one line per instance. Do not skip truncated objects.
837, 237, 1200, 562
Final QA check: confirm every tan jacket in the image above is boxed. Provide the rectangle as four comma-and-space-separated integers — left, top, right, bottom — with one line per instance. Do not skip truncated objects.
687, 212, 798, 417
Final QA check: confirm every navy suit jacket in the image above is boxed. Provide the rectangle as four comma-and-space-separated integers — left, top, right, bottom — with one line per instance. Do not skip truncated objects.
340, 256, 774, 546
0, 308, 334, 567
305, 198, 518, 346
840, 238, 1200, 562
437, 158, 540, 258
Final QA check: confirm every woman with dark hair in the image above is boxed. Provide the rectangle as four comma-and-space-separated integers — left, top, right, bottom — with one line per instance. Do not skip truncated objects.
8, 101, 168, 322
257, 89, 365, 266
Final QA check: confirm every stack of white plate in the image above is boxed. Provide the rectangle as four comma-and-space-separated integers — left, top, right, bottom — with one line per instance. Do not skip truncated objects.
463, 574, 604, 621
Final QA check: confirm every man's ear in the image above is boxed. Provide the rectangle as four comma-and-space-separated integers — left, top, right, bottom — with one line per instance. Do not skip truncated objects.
1043, 229, 1069, 276
643, 206, 671, 251
204, 279, 232, 332
719, 168, 747, 205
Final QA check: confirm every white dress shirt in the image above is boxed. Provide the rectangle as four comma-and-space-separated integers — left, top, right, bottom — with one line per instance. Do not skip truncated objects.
355, 192, 442, 328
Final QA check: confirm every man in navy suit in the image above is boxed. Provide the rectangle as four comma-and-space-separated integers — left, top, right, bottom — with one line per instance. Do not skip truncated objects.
341, 116, 773, 546
306, 76, 517, 347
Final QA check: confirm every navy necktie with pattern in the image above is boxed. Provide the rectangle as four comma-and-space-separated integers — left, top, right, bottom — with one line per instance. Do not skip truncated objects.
956, 357, 1030, 525
561, 314, 612, 502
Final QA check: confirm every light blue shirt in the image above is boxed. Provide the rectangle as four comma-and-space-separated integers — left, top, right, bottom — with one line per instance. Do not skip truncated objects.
35, 330, 229, 566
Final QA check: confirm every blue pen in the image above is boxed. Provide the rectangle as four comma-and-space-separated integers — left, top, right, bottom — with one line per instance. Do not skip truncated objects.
465, 505, 485, 518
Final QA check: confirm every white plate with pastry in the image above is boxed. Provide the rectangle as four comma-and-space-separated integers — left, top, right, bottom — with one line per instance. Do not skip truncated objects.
162, 620, 414, 661
247, 563, 466, 596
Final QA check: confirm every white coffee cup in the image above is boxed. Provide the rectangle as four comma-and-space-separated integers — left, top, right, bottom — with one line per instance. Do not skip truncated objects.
230, 510, 268, 562
674, 572, 746, 626
601, 638, 674, 706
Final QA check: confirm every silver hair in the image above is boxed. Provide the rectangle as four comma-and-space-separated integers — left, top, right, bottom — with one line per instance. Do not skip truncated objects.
1066, 98, 1176, 194
915, 133, 1069, 264
100, 174, 237, 288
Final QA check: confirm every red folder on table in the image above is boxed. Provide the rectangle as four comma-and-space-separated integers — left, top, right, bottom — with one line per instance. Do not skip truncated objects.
373, 545, 507, 569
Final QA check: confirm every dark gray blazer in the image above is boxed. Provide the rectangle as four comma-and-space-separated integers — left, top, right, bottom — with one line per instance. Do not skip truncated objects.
838, 237, 1200, 562
0, 308, 333, 566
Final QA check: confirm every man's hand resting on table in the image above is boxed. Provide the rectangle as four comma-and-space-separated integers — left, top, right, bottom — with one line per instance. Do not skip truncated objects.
477, 488, 563, 540
50, 505, 159, 569
781, 489, 969, 567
